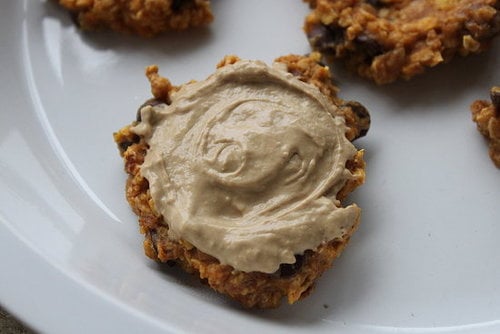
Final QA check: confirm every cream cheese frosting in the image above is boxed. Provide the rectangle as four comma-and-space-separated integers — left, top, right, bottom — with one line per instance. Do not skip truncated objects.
132, 59, 360, 273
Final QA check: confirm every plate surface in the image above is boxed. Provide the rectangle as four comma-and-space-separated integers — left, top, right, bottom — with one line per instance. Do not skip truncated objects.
1, 1, 499, 333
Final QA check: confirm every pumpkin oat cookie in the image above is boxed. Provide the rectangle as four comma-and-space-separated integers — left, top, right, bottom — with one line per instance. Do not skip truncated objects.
58, 0, 213, 37
113, 53, 370, 308
304, 0, 500, 84
471, 86, 500, 168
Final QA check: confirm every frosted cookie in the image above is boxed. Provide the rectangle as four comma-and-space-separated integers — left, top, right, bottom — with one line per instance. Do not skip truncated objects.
471, 86, 500, 167
59, 0, 213, 37
304, 0, 500, 84
114, 53, 370, 308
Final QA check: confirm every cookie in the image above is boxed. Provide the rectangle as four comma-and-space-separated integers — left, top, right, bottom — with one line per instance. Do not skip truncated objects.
59, 0, 213, 37
471, 86, 500, 167
304, 0, 500, 84
113, 53, 370, 308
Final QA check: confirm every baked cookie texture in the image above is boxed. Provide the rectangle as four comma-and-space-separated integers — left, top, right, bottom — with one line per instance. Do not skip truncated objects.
59, 0, 213, 36
304, 0, 500, 84
471, 86, 500, 167
113, 53, 370, 308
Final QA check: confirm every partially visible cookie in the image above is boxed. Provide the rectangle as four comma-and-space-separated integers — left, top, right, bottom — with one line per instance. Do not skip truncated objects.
304, 0, 500, 84
114, 53, 370, 308
471, 86, 500, 168
59, 0, 213, 37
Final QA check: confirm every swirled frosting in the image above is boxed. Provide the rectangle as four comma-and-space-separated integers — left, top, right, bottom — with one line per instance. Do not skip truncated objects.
133, 60, 360, 273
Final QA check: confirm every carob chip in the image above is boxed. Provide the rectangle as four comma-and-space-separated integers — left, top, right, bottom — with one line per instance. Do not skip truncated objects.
366, 0, 384, 8
307, 24, 344, 53
491, 86, 500, 114
118, 138, 138, 153
355, 34, 384, 62
136, 98, 164, 122
339, 101, 371, 139
279, 254, 304, 278
172, 0, 193, 12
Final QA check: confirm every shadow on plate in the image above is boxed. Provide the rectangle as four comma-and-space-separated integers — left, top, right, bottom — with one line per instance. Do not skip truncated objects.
332, 40, 499, 113
145, 239, 373, 327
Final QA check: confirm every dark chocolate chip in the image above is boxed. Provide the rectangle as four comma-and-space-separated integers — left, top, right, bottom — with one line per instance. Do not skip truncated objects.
307, 24, 344, 53
359, 128, 369, 138
366, 0, 383, 8
172, 0, 194, 12
69, 12, 80, 27
340, 101, 371, 139
279, 254, 304, 278
354, 34, 384, 62
136, 98, 163, 121
119, 140, 135, 153
348, 101, 370, 120
490, 86, 500, 114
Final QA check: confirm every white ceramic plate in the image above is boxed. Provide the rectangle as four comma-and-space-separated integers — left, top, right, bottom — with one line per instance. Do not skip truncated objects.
1, 1, 499, 333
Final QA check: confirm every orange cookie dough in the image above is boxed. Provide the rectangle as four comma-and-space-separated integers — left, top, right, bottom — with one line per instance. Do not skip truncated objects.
114, 53, 370, 308
304, 0, 500, 84
471, 86, 500, 168
59, 0, 213, 37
